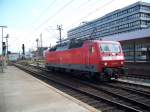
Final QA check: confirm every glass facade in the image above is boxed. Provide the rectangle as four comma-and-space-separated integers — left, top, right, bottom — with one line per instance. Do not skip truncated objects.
67, 2, 150, 40
121, 39, 150, 62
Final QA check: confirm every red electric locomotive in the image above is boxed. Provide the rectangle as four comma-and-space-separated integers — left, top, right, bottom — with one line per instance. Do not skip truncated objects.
44, 39, 126, 81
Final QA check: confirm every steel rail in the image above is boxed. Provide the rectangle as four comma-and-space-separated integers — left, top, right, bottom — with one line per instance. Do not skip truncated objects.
105, 83, 150, 97
78, 80, 150, 111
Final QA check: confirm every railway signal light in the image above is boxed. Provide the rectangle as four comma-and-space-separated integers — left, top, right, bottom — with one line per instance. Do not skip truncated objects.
22, 44, 25, 59
22, 44, 25, 53
2, 42, 6, 56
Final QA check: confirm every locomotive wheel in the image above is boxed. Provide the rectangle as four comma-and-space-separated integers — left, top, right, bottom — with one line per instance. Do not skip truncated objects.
50, 67, 55, 72
114, 74, 118, 79
46, 66, 52, 71
98, 73, 111, 82
86, 72, 95, 80
59, 68, 66, 73
45, 66, 49, 70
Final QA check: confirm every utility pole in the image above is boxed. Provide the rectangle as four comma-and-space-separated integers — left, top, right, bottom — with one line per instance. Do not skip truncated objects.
22, 44, 25, 59
36, 38, 39, 49
4, 34, 9, 68
40, 33, 42, 48
0, 26, 7, 56
49, 43, 51, 48
39, 33, 43, 58
57, 25, 63, 44
0, 25, 7, 72
36, 38, 39, 60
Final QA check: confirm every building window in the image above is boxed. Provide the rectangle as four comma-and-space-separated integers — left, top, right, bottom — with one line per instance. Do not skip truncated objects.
128, 7, 134, 13
140, 5, 150, 11
140, 13, 149, 18
141, 21, 146, 25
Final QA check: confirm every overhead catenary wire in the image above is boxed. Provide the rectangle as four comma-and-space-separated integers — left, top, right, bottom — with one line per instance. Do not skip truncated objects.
32, 0, 100, 37
42, 0, 104, 42
43, 0, 93, 32
76, 0, 102, 12
28, 0, 75, 48
33, 0, 75, 32
70, 0, 97, 12
18, 0, 57, 49
79, 0, 115, 21
66, 0, 115, 29
31, 0, 57, 25
31, 0, 115, 48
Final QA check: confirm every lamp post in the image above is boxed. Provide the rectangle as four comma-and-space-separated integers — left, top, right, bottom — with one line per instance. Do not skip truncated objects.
0, 25, 7, 72
0, 26, 7, 56
36, 38, 39, 60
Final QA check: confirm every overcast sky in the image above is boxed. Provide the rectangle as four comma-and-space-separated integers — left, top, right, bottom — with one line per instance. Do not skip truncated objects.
0, 0, 150, 53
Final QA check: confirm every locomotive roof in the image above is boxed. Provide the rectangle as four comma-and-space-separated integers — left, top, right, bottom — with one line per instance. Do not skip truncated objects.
47, 39, 120, 52
86, 40, 120, 44
57, 39, 120, 47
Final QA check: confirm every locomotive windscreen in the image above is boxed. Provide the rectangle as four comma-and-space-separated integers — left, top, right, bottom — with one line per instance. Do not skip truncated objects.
100, 43, 121, 53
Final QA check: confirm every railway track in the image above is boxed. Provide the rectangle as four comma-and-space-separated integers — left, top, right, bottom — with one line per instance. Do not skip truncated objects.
122, 74, 150, 80
31, 64, 150, 91
14, 63, 150, 112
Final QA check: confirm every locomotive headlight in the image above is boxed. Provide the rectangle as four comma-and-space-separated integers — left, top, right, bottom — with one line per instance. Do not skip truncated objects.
121, 61, 124, 65
104, 62, 108, 66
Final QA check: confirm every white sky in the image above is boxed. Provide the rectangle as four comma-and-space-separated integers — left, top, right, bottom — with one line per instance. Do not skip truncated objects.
0, 0, 150, 53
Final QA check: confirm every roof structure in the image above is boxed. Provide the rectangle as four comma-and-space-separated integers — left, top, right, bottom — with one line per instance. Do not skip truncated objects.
102, 28, 150, 41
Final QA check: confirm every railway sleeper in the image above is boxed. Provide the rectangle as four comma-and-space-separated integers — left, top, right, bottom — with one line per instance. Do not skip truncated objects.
100, 106, 116, 112
105, 84, 150, 98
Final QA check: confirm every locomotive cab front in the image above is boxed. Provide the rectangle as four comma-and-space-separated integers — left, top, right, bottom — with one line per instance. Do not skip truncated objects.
98, 41, 126, 79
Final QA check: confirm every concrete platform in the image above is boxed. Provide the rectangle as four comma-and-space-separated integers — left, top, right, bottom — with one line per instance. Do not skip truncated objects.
0, 66, 99, 112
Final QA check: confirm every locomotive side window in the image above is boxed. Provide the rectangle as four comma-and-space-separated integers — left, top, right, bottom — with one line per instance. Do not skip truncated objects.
89, 46, 94, 53
56, 45, 69, 51
101, 43, 121, 53
69, 41, 83, 49
49, 46, 57, 51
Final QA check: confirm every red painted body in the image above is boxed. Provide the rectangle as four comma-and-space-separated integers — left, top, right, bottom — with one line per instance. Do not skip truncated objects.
44, 40, 125, 79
